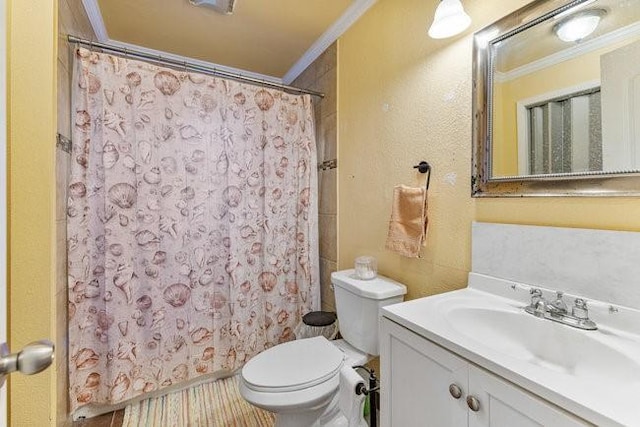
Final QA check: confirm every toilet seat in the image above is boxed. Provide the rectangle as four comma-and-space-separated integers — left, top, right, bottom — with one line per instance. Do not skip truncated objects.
242, 336, 345, 393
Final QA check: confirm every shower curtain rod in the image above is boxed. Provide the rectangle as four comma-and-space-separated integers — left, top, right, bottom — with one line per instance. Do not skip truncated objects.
67, 35, 325, 98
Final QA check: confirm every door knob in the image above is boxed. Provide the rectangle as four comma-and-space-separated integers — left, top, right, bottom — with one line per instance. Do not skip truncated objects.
0, 340, 55, 384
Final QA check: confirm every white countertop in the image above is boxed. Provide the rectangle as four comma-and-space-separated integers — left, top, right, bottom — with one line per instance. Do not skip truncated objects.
381, 279, 640, 427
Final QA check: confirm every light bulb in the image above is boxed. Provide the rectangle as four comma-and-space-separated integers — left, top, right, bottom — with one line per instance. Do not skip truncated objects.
554, 9, 605, 42
428, 0, 472, 39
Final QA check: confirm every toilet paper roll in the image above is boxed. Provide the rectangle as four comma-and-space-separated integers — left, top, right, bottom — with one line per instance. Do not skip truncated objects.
339, 366, 367, 427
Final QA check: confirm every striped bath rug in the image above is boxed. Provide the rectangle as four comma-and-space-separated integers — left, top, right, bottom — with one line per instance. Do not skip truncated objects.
123, 375, 275, 426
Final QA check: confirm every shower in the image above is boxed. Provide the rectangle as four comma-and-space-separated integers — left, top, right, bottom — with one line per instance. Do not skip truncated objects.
67, 45, 320, 418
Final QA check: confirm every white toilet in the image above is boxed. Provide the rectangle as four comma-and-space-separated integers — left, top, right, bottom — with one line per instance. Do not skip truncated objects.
239, 269, 407, 427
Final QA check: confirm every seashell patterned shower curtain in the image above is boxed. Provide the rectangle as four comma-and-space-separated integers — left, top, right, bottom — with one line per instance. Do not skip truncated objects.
67, 47, 319, 415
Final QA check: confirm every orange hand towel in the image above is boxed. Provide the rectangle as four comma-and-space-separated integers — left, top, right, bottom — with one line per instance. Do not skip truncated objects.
385, 185, 428, 258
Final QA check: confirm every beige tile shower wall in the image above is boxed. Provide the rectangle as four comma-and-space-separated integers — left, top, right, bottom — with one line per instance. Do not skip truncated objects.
292, 44, 338, 312
57, 1, 96, 425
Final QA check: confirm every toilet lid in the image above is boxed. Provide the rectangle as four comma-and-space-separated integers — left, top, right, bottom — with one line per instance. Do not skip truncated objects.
242, 336, 345, 393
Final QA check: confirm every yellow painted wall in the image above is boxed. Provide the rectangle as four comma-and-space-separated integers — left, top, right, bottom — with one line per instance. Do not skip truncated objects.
337, 0, 640, 302
7, 0, 57, 425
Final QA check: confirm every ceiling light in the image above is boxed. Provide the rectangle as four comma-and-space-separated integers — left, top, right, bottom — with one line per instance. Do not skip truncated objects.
554, 9, 606, 42
428, 0, 472, 39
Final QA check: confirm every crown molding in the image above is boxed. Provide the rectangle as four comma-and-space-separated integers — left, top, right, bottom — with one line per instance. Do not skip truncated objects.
80, 0, 282, 84
283, 0, 378, 84
495, 21, 640, 83
80, 0, 376, 86
81, 0, 109, 42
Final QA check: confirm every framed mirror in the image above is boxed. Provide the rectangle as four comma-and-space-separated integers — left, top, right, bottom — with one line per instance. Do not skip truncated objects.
472, 0, 640, 196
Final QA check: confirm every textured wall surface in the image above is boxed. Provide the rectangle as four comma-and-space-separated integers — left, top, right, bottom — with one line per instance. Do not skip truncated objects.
337, 0, 640, 303
337, 0, 513, 300
57, 1, 97, 425
292, 44, 338, 311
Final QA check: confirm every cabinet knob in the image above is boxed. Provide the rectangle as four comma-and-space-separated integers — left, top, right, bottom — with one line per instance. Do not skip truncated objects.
448, 383, 462, 399
466, 395, 481, 412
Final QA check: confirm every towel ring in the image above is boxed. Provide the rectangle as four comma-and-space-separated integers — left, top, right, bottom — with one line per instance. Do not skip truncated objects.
413, 161, 431, 190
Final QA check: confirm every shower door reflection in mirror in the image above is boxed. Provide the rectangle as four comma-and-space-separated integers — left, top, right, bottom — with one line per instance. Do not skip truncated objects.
490, 0, 640, 179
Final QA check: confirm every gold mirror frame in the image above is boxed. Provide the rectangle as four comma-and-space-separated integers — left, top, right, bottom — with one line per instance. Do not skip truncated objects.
472, 0, 640, 197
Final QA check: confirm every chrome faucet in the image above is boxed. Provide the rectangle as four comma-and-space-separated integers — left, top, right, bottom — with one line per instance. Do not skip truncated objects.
548, 291, 568, 316
524, 288, 597, 330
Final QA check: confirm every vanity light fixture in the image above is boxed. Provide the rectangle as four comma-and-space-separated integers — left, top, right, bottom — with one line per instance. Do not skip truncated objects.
428, 0, 472, 39
554, 9, 606, 42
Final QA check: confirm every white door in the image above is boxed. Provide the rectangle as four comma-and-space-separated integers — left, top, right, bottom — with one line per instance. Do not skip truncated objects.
467, 365, 589, 427
601, 39, 640, 171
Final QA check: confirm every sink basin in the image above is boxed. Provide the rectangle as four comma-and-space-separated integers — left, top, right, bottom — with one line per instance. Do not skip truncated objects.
442, 304, 640, 384
382, 285, 640, 426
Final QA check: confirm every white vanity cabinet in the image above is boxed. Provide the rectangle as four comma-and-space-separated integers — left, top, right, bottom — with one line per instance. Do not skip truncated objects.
379, 317, 590, 427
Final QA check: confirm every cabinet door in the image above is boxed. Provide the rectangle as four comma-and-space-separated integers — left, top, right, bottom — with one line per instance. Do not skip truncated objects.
380, 318, 468, 427
467, 365, 591, 427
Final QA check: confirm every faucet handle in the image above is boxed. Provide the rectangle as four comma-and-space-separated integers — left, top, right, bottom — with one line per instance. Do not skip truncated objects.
572, 298, 589, 319
528, 288, 544, 308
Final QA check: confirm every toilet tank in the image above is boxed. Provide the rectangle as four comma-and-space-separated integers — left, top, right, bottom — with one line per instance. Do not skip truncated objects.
331, 270, 407, 356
